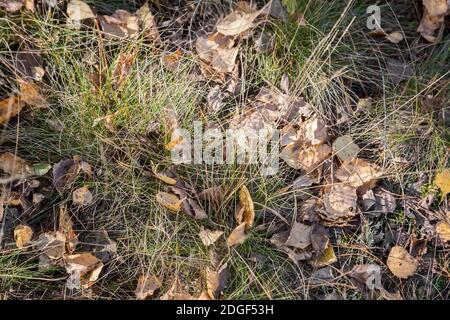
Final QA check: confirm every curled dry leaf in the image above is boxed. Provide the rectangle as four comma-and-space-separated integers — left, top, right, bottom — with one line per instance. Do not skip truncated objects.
335, 158, 382, 188
435, 221, 450, 242
199, 227, 224, 246
332, 135, 360, 161
417, 0, 449, 42
285, 222, 312, 249
0, 152, 31, 176
135, 274, 162, 300
64, 253, 103, 290
238, 185, 255, 230
14, 225, 33, 248
434, 168, 450, 198
216, 9, 261, 36
227, 222, 247, 247
155, 191, 182, 212
72, 186, 93, 206
66, 0, 96, 30
151, 165, 177, 185
58, 204, 78, 253
387, 245, 418, 279
206, 263, 228, 299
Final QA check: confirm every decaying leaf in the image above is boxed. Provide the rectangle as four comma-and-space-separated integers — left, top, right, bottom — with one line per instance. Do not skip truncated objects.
72, 186, 93, 206
53, 157, 91, 190
58, 204, 78, 253
238, 185, 255, 230
136, 3, 159, 40
83, 230, 117, 263
35, 231, 66, 260
64, 252, 103, 289
332, 135, 360, 161
227, 222, 247, 247
303, 117, 327, 145
14, 224, 33, 248
322, 184, 357, 222
0, 0, 23, 12
211, 47, 239, 73
199, 227, 223, 246
155, 191, 182, 212
385, 31, 404, 44
417, 0, 449, 42
348, 264, 382, 289
285, 222, 312, 249
198, 186, 224, 203
99, 9, 139, 38
206, 263, 228, 299
216, 9, 260, 36
435, 168, 450, 198
0, 152, 31, 176
135, 274, 162, 300
161, 49, 183, 72
435, 221, 450, 242
151, 165, 177, 185
160, 275, 194, 300
169, 186, 207, 219
387, 245, 418, 279
335, 158, 382, 188
112, 51, 136, 89
66, 0, 96, 29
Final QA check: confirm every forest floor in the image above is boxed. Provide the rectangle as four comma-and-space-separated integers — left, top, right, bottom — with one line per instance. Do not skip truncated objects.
0, 0, 449, 300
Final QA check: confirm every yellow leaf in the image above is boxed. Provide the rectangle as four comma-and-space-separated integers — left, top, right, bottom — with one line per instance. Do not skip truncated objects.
156, 191, 182, 212
436, 221, 450, 242
14, 225, 33, 248
387, 246, 418, 279
226, 222, 247, 247
435, 169, 450, 198
238, 185, 255, 230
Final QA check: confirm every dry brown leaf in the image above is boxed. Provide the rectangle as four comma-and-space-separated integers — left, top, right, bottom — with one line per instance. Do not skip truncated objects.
58, 204, 78, 253
64, 253, 103, 289
211, 47, 239, 73
198, 227, 223, 246
335, 158, 382, 188
195, 33, 234, 63
197, 291, 214, 300
332, 135, 360, 161
285, 222, 312, 249
387, 245, 418, 279
303, 117, 327, 145
155, 191, 182, 212
322, 183, 357, 221
216, 10, 260, 36
417, 0, 449, 42
14, 225, 33, 249
0, 1, 23, 12
135, 274, 162, 300
435, 168, 450, 198
160, 276, 194, 300
35, 231, 66, 259
66, 0, 95, 29
227, 222, 247, 247
72, 186, 93, 206
24, 0, 34, 12
385, 31, 404, 43
435, 221, 450, 242
112, 51, 136, 89
348, 264, 382, 289
136, 3, 159, 40
0, 152, 31, 176
161, 49, 183, 72
206, 263, 228, 299
238, 185, 255, 230
52, 158, 80, 190
198, 186, 224, 203
0, 96, 22, 124
151, 165, 177, 185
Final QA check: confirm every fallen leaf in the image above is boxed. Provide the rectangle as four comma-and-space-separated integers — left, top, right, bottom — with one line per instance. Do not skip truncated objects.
136, 3, 159, 40
322, 184, 358, 222
227, 222, 247, 246
417, 0, 449, 42
335, 158, 382, 188
135, 274, 162, 300
161, 49, 183, 72
52, 158, 80, 190
64, 253, 103, 289
303, 117, 327, 145
112, 51, 136, 89
0, 152, 31, 176
0, 0, 23, 12
435, 221, 450, 242
332, 135, 360, 161
206, 263, 228, 299
216, 10, 260, 36
387, 245, 418, 279
385, 31, 404, 43
66, 0, 95, 30
386, 58, 414, 84
72, 186, 93, 206
199, 227, 223, 246
35, 231, 66, 259
24, 0, 34, 12
58, 204, 78, 253
348, 264, 382, 290
435, 168, 450, 198
15, 49, 44, 81
169, 186, 207, 219
198, 186, 224, 203
160, 276, 194, 300
285, 222, 312, 249
211, 47, 239, 73
155, 191, 182, 212
14, 224, 33, 248
151, 165, 177, 185
309, 244, 337, 267
238, 185, 255, 230
83, 230, 117, 263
